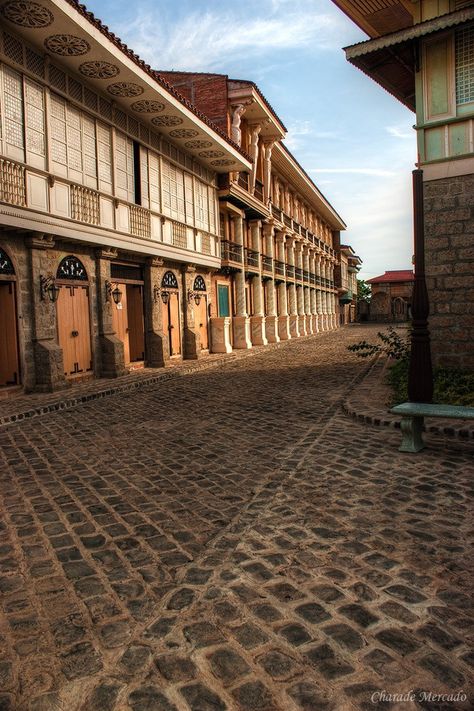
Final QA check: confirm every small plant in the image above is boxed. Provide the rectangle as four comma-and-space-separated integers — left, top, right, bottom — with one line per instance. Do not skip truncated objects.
347, 327, 410, 361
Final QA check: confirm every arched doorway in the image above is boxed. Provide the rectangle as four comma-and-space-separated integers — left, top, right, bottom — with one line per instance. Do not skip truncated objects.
0, 247, 20, 387
56, 255, 92, 377
161, 271, 181, 356
193, 275, 208, 350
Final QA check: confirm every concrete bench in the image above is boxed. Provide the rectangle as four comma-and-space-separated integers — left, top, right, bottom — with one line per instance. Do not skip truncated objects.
390, 402, 474, 452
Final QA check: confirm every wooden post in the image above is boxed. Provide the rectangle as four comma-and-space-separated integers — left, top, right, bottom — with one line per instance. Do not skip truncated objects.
408, 169, 433, 403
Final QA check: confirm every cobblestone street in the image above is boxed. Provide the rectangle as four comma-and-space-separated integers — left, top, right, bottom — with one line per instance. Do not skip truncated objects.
0, 326, 472, 711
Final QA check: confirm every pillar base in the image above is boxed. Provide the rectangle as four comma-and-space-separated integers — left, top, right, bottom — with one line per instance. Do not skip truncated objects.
305, 315, 313, 334
99, 334, 127, 378
145, 331, 166, 368
265, 316, 280, 343
32, 340, 69, 392
289, 314, 300, 338
184, 327, 200, 360
250, 316, 268, 346
311, 314, 319, 333
233, 316, 252, 349
299, 315, 308, 336
278, 315, 291, 340
210, 317, 232, 353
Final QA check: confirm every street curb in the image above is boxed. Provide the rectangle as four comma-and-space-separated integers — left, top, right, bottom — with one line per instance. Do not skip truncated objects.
342, 357, 474, 442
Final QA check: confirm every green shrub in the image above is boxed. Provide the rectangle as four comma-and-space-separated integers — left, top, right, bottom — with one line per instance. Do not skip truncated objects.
348, 327, 410, 361
386, 359, 474, 406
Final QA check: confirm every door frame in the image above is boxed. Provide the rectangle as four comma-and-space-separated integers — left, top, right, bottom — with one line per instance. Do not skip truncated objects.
110, 276, 145, 364
55, 280, 93, 376
0, 269, 21, 387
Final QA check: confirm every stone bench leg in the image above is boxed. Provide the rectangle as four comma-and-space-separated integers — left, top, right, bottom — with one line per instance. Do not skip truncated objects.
399, 415, 425, 453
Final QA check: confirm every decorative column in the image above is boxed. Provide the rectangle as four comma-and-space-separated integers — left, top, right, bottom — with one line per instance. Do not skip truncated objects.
322, 259, 329, 331
287, 238, 300, 338
143, 256, 167, 367
316, 255, 324, 332
330, 261, 337, 330
95, 247, 127, 378
295, 242, 306, 335
303, 246, 312, 334
181, 263, 200, 359
276, 231, 290, 340
249, 220, 267, 345
263, 222, 279, 343
310, 250, 318, 333
263, 140, 275, 205
232, 213, 252, 349
27, 233, 69, 392
249, 124, 262, 195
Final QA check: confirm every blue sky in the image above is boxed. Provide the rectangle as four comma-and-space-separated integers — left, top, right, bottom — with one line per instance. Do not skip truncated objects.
86, 0, 417, 280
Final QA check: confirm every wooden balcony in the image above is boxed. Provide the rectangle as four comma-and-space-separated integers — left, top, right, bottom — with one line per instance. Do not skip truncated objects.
303, 270, 310, 283
262, 255, 273, 274
254, 180, 264, 203
295, 267, 303, 281
244, 247, 260, 274
221, 239, 243, 264
286, 264, 295, 280
274, 260, 285, 277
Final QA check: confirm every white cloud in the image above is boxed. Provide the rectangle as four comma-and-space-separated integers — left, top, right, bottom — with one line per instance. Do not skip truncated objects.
116, 5, 344, 72
309, 168, 397, 177
386, 125, 414, 139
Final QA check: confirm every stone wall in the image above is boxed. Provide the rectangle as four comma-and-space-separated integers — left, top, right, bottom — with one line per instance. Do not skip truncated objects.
424, 173, 474, 370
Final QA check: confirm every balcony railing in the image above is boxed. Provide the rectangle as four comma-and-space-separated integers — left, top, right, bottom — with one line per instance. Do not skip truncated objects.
254, 180, 264, 202
221, 239, 243, 263
286, 264, 295, 279
271, 204, 282, 221
310, 273, 317, 285
0, 159, 26, 207
71, 184, 100, 226
303, 270, 310, 282
244, 247, 260, 270
262, 255, 273, 273
238, 172, 249, 191
283, 214, 292, 229
295, 267, 303, 280
274, 260, 285, 277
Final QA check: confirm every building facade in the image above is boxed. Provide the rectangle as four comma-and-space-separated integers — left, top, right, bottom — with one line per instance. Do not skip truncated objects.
0, 0, 251, 393
332, 0, 474, 369
366, 270, 414, 322
158, 72, 349, 352
335, 244, 362, 324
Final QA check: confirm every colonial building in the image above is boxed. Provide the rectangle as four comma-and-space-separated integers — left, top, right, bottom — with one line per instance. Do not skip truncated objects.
335, 244, 362, 324
157, 72, 348, 352
367, 269, 414, 322
0, 0, 251, 393
331, 0, 474, 368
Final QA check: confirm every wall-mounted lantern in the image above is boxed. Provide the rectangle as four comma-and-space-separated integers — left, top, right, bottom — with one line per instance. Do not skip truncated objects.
40, 274, 60, 303
105, 280, 123, 305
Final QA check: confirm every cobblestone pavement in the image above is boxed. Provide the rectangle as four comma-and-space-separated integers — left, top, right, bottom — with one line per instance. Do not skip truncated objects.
0, 326, 472, 711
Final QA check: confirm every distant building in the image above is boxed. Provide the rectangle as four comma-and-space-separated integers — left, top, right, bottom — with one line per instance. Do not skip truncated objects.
331, 0, 474, 369
367, 270, 414, 322
335, 245, 362, 324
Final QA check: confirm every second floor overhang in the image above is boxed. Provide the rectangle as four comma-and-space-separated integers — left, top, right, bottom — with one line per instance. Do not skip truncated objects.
228, 80, 286, 140
0, 0, 252, 173
343, 6, 474, 111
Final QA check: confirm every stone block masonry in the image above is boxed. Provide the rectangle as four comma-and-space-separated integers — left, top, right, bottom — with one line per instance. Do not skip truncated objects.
424, 173, 474, 370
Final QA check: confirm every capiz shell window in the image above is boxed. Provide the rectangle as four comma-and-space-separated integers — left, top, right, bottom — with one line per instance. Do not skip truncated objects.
455, 24, 474, 105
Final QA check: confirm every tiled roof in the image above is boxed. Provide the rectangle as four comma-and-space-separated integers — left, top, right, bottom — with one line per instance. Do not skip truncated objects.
367, 270, 414, 283
64, 1, 251, 161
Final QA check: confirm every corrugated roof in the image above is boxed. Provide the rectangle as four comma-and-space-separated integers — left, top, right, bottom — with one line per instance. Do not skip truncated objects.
344, 7, 474, 58
367, 270, 414, 283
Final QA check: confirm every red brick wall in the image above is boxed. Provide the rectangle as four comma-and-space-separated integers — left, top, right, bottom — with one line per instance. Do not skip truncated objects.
159, 73, 229, 135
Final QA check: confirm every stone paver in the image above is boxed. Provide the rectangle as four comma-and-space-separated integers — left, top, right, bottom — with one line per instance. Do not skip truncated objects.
0, 326, 472, 710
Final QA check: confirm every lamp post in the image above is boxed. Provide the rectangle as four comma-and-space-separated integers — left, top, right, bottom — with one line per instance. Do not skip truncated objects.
408, 169, 433, 403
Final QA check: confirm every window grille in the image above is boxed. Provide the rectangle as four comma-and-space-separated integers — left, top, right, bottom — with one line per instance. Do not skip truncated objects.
49, 64, 67, 92
172, 221, 187, 248
3, 33, 23, 65
456, 25, 474, 105
25, 48, 44, 78
162, 270, 179, 289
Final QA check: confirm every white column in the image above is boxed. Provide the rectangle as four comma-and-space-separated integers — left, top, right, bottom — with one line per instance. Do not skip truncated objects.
295, 242, 306, 336
249, 220, 267, 346
316, 255, 325, 331
287, 238, 300, 338
310, 250, 318, 333
249, 124, 261, 195
303, 246, 312, 334
276, 232, 290, 340
232, 213, 252, 349
263, 222, 280, 343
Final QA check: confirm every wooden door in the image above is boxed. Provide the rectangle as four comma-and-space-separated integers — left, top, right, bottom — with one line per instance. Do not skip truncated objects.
57, 285, 92, 376
217, 284, 230, 317
169, 292, 181, 355
0, 282, 20, 386
127, 284, 145, 362
162, 298, 170, 355
57, 286, 76, 376
112, 284, 130, 365
196, 296, 208, 350
73, 286, 92, 373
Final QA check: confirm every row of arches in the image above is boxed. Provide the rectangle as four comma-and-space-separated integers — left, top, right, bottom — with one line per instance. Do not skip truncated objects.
0, 246, 209, 388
